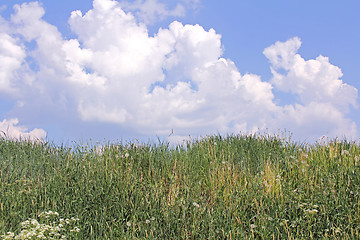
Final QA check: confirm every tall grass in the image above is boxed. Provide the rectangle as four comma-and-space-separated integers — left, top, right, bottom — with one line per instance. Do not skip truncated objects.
1, 134, 359, 239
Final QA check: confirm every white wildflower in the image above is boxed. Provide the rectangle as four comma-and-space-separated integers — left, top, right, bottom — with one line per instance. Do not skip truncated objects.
192, 202, 200, 208
304, 209, 318, 214
342, 150, 350, 156
70, 227, 81, 232
6, 211, 80, 239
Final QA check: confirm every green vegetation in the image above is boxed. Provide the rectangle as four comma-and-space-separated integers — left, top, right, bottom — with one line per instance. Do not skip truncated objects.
1, 134, 360, 239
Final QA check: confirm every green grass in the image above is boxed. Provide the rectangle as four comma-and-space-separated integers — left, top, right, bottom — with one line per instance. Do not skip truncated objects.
1, 133, 360, 239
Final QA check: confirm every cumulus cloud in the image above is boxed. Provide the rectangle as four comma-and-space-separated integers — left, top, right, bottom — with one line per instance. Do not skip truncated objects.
0, 0, 358, 143
264, 37, 358, 140
278, 103, 357, 140
0, 118, 46, 141
264, 37, 358, 111
0, 32, 26, 94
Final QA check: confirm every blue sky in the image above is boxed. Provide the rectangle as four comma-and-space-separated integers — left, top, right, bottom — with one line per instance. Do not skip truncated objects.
0, 0, 359, 144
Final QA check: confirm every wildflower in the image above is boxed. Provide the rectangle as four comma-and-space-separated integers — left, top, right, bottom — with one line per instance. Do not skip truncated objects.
95, 145, 103, 156
342, 150, 350, 156
39, 210, 59, 218
150, 217, 155, 221
70, 227, 80, 232
30, 219, 39, 226
275, 175, 281, 182
311, 209, 319, 213
71, 217, 80, 221
301, 151, 308, 158
126, 222, 131, 227
37, 232, 46, 239
145, 220, 150, 224
192, 202, 200, 208
1, 232, 15, 240
21, 220, 31, 228
6, 211, 80, 239
124, 153, 130, 158
250, 224, 256, 229
304, 209, 318, 214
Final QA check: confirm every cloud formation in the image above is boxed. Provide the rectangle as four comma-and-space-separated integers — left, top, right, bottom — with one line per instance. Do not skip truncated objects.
0, 0, 358, 143
264, 37, 358, 140
263, 37, 358, 111
0, 118, 46, 141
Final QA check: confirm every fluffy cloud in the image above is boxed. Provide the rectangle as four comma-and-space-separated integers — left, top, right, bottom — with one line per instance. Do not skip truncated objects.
262, 37, 358, 140
263, 37, 358, 111
0, 118, 46, 141
0, 32, 26, 94
0, 0, 358, 143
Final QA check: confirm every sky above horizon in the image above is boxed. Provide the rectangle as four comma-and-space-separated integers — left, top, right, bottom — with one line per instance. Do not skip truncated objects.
0, 0, 359, 145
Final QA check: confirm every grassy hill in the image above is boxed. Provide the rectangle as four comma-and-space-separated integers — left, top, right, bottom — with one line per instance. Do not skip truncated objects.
1, 134, 359, 239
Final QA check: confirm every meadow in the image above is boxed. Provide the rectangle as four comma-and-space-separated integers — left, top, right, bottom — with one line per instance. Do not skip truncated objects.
0, 133, 360, 239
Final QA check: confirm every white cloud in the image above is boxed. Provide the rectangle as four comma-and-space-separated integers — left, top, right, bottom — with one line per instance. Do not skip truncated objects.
0, 1, 358, 143
0, 118, 46, 141
277, 102, 358, 141
163, 21, 222, 76
263, 37, 358, 111
0, 32, 26, 94
264, 37, 358, 140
